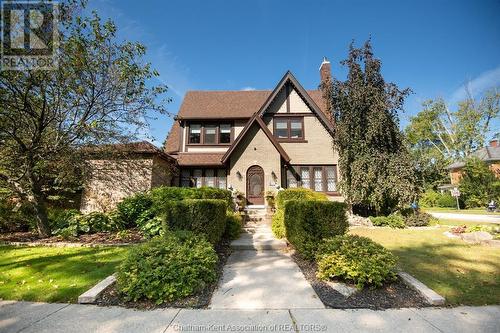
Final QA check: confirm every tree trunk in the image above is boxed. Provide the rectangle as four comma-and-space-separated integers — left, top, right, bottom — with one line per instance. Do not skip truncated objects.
30, 192, 51, 237
26, 160, 51, 237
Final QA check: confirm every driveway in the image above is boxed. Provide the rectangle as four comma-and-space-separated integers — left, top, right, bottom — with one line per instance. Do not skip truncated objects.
429, 212, 500, 224
1, 301, 499, 333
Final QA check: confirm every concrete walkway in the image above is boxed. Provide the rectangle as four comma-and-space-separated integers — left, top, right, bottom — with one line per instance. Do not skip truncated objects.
209, 209, 323, 309
429, 212, 500, 224
1, 301, 499, 333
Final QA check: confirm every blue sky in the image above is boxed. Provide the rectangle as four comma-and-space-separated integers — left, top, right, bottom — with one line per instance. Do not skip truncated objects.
88, 0, 500, 146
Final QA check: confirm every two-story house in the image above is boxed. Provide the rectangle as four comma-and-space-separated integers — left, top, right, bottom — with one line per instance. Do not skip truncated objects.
163, 58, 342, 205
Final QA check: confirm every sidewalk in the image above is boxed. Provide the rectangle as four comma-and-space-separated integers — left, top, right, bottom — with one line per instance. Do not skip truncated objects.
429, 212, 500, 224
209, 211, 323, 309
1, 301, 499, 333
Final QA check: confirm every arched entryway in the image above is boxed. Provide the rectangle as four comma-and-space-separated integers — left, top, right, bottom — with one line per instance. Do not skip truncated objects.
246, 165, 264, 205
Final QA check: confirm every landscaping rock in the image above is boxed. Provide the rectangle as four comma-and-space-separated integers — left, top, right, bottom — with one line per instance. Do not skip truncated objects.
461, 231, 493, 244
347, 213, 373, 227
324, 281, 358, 298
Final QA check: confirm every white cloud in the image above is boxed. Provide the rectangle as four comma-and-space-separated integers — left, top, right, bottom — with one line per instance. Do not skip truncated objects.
450, 65, 500, 103
241, 86, 256, 91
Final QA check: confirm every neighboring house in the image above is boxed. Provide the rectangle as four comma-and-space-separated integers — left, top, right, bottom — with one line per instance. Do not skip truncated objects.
443, 140, 500, 189
163, 58, 342, 205
80, 141, 176, 212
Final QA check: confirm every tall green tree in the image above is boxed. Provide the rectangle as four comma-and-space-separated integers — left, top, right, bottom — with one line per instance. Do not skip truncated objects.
459, 158, 500, 208
406, 89, 499, 160
322, 40, 417, 215
0, 1, 171, 236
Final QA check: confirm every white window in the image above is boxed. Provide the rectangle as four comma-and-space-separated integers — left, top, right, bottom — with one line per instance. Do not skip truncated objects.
217, 169, 227, 189
301, 168, 310, 189
193, 169, 202, 188
314, 167, 323, 191
204, 125, 217, 144
205, 169, 215, 187
287, 170, 297, 188
326, 166, 337, 192
219, 124, 231, 143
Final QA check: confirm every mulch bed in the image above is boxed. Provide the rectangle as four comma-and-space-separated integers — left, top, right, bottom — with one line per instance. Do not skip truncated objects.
0, 229, 145, 245
95, 238, 232, 310
292, 252, 429, 310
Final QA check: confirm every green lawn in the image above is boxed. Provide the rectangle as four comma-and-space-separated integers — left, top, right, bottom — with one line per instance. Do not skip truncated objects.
350, 227, 500, 305
431, 219, 499, 227
0, 245, 129, 303
423, 207, 500, 215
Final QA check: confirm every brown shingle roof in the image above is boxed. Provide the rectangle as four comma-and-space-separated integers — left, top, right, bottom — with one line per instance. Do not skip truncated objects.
177, 153, 225, 166
165, 88, 329, 154
177, 89, 328, 120
164, 121, 180, 154
83, 141, 175, 163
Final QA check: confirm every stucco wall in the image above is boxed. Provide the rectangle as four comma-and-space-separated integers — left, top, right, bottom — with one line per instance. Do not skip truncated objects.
265, 116, 338, 165
80, 157, 154, 213
228, 123, 281, 197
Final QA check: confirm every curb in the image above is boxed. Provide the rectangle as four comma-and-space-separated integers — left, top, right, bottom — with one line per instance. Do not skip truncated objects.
78, 274, 116, 304
398, 271, 445, 305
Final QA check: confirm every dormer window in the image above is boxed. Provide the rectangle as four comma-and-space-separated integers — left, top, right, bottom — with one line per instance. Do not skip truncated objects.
187, 123, 233, 145
273, 117, 304, 141
219, 124, 231, 143
189, 124, 201, 143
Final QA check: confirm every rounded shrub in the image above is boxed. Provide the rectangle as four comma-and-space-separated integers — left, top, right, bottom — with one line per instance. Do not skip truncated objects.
271, 209, 285, 239
224, 211, 243, 240
316, 235, 397, 289
116, 231, 218, 304
369, 214, 405, 228
436, 194, 456, 208
404, 212, 435, 227
116, 193, 153, 227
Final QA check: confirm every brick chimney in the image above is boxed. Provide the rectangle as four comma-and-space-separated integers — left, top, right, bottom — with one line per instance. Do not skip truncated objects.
490, 139, 499, 147
319, 57, 331, 83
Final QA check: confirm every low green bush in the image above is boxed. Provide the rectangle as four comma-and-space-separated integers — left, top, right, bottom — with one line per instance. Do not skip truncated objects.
116, 193, 153, 227
116, 231, 218, 304
284, 200, 347, 259
151, 186, 232, 210
436, 194, 456, 208
404, 212, 435, 227
276, 188, 328, 209
419, 190, 440, 208
135, 209, 162, 238
224, 211, 243, 240
160, 199, 227, 244
271, 209, 285, 239
316, 235, 398, 289
369, 214, 405, 228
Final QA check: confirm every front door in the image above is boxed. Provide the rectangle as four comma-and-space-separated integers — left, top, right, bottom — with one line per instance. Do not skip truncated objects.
246, 165, 264, 205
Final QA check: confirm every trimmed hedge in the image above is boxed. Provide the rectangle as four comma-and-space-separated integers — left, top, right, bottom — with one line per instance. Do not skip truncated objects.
284, 200, 348, 259
151, 186, 232, 210
316, 235, 397, 289
116, 193, 153, 227
276, 188, 328, 209
161, 199, 227, 244
224, 211, 243, 240
272, 188, 328, 239
116, 231, 218, 304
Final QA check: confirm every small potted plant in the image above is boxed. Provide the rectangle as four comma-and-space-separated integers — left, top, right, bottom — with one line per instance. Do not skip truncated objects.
265, 191, 276, 212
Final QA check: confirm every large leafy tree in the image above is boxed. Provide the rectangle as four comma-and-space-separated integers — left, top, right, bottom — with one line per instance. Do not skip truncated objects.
322, 40, 416, 215
405, 89, 499, 189
459, 158, 500, 208
0, 1, 171, 236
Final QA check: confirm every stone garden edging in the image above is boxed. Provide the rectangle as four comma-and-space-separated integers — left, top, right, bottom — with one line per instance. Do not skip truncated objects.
398, 271, 445, 305
78, 274, 117, 304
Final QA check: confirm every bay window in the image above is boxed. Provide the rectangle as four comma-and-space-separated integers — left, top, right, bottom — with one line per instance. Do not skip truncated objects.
287, 165, 338, 193
180, 169, 227, 189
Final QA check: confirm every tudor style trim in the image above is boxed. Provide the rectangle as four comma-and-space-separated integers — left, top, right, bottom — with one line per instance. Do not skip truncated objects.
221, 114, 291, 164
